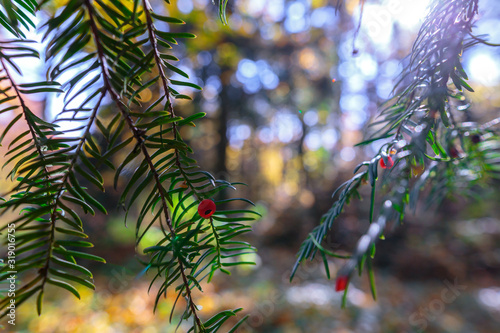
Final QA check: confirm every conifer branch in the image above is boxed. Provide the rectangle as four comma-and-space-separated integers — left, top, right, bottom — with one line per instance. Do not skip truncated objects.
292, 0, 484, 294
39, 90, 105, 297
142, 0, 227, 278
84, 0, 203, 328
0, 57, 50, 184
142, 0, 202, 202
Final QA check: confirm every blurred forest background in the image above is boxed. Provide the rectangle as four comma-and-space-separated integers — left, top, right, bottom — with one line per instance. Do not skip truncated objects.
1, 0, 500, 332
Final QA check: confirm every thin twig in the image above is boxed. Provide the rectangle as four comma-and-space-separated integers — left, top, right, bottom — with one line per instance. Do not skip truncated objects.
142, 0, 202, 202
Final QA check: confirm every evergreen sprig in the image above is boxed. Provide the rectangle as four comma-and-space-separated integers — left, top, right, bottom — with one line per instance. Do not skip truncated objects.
293, 0, 500, 301
0, 0, 256, 330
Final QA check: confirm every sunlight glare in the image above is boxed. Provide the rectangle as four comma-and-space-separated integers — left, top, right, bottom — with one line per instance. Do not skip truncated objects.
467, 52, 500, 86
393, 0, 431, 30
361, 0, 431, 47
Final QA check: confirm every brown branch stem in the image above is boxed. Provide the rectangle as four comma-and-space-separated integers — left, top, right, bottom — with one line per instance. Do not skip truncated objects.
142, 0, 202, 202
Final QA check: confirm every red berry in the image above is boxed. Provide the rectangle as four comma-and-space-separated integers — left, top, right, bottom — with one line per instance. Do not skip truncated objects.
471, 134, 481, 144
449, 147, 460, 159
335, 275, 348, 292
379, 156, 394, 169
198, 199, 216, 219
